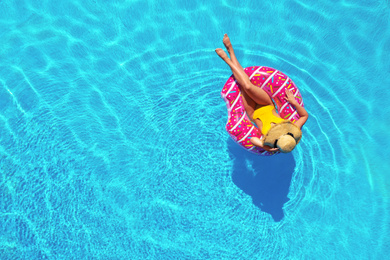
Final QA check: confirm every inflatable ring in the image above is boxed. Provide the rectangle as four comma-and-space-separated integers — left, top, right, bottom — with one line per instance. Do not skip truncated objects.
221, 66, 304, 156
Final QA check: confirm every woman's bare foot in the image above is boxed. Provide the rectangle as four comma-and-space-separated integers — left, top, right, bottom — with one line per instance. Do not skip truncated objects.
221, 34, 243, 69
215, 48, 229, 61
223, 34, 232, 51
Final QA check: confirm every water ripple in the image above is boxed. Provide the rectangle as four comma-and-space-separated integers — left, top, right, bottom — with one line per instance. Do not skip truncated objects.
1, 0, 389, 258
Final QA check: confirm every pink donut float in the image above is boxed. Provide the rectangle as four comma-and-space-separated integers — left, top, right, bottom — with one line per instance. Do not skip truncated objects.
221, 66, 304, 156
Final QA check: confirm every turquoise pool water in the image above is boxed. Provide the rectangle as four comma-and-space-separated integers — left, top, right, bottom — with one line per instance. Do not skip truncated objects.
1, 0, 389, 259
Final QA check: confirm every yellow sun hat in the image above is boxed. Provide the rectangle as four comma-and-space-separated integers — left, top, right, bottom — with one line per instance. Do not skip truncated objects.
263, 121, 302, 153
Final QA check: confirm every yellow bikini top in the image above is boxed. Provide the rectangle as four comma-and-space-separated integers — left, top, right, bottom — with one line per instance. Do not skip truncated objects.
253, 105, 286, 135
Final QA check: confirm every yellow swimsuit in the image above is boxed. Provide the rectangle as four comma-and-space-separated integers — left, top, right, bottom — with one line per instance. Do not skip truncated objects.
253, 105, 286, 135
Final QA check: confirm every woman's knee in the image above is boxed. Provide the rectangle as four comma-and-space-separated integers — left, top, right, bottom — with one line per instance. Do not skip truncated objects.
242, 82, 254, 91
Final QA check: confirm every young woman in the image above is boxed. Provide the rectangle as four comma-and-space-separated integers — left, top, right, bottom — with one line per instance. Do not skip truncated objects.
216, 34, 309, 153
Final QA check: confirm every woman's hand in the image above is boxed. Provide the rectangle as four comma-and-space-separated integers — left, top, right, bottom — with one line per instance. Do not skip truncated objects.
250, 137, 279, 152
264, 146, 279, 152
284, 89, 298, 105
262, 144, 279, 152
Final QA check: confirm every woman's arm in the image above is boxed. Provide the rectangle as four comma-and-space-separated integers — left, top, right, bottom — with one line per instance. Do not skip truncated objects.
250, 137, 279, 152
284, 89, 309, 129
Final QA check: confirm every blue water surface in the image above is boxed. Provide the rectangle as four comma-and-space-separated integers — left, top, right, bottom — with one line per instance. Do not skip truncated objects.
1, 0, 389, 259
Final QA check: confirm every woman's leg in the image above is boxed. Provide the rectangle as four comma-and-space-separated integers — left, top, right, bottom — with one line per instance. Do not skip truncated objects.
222, 34, 243, 70
215, 48, 273, 107
215, 48, 255, 118
239, 85, 256, 119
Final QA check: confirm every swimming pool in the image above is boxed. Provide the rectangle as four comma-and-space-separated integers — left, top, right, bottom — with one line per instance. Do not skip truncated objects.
0, 0, 389, 259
